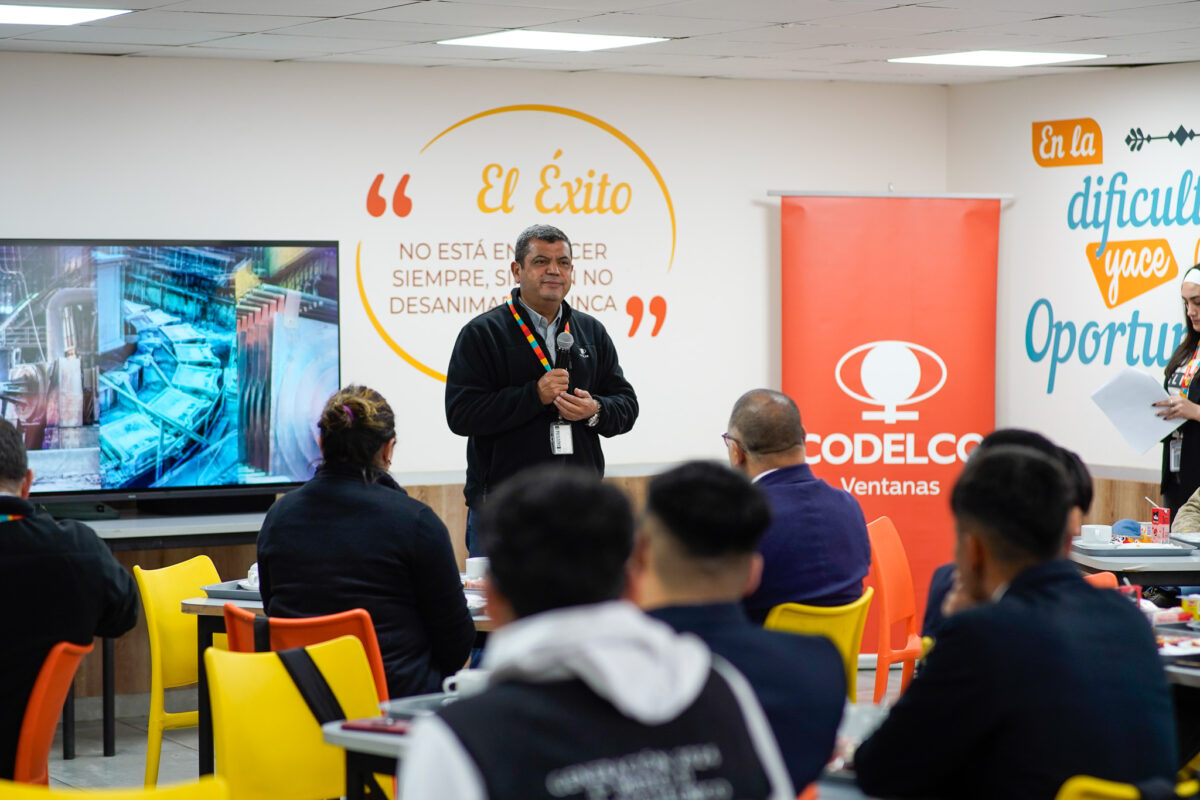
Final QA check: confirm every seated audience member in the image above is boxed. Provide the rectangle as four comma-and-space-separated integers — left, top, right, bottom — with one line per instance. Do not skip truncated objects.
1174, 484, 1200, 531
921, 428, 1093, 637
257, 385, 474, 699
399, 466, 795, 800
855, 446, 1176, 800
631, 460, 845, 791
0, 419, 138, 778
725, 389, 870, 624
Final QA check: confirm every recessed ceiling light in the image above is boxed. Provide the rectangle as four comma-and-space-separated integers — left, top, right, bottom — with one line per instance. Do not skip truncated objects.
438, 30, 666, 52
889, 50, 1105, 67
0, 4, 130, 25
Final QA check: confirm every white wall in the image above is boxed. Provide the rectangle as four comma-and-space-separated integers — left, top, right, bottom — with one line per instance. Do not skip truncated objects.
949, 62, 1200, 480
0, 52, 947, 482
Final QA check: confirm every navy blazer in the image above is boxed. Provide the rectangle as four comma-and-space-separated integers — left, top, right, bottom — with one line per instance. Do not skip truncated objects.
855, 560, 1177, 800
743, 463, 871, 623
648, 602, 845, 790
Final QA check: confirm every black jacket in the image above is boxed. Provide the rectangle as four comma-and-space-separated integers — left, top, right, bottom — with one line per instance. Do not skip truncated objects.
648, 603, 844, 791
0, 495, 137, 778
1163, 372, 1200, 517
257, 466, 474, 699
855, 560, 1177, 800
445, 288, 638, 509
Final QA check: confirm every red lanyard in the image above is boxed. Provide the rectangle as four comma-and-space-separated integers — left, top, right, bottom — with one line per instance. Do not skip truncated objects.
506, 297, 569, 372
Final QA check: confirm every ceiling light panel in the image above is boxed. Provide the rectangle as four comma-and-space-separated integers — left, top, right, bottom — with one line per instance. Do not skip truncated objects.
439, 30, 667, 51
0, 4, 129, 25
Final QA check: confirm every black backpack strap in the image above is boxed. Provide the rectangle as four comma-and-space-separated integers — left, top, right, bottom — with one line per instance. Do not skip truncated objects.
253, 617, 271, 653
276, 647, 387, 799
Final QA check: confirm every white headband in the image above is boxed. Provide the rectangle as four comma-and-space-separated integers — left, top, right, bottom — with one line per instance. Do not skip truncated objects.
1184, 266, 1200, 287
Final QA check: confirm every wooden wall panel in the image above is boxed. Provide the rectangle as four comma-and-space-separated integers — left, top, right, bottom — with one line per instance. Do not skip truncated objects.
1084, 478, 1162, 526
75, 472, 1155, 698
76, 475, 655, 698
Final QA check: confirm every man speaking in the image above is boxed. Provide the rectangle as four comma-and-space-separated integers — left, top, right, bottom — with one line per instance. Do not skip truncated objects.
446, 224, 638, 555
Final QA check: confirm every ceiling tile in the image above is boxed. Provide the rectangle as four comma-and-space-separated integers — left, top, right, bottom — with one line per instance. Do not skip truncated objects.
361, 40, 535, 59
164, 0, 402, 15
531, 12, 768, 36
277, 18, 496, 41
191, 32, 404, 52
16, 25, 232, 45
87, 11, 325, 33
1088, 2, 1200, 23
353, 2, 586, 28
0, 38, 145, 53
820, 5, 1043, 31
649, 0, 901, 24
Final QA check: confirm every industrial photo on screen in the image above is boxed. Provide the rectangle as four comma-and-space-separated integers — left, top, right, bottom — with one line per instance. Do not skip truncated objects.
0, 241, 339, 495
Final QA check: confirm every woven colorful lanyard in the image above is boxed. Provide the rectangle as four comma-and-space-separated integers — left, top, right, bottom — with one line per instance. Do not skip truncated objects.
506, 297, 569, 372
0, 514, 23, 523
1182, 343, 1200, 395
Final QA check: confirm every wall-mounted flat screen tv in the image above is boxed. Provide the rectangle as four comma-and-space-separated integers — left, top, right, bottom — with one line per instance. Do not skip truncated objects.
0, 240, 339, 501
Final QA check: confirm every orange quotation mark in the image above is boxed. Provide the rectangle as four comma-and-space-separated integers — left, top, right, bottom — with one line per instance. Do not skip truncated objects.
367, 173, 413, 217
626, 296, 667, 337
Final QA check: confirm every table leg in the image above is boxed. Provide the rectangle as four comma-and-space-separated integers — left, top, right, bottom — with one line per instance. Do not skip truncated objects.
197, 615, 221, 775
62, 684, 75, 760
102, 637, 115, 757
345, 751, 367, 800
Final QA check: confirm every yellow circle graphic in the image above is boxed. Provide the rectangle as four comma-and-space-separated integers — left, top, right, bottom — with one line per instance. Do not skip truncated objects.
358, 104, 676, 383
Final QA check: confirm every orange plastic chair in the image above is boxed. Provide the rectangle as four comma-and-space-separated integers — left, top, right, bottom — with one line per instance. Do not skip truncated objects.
222, 604, 389, 702
1083, 571, 1119, 589
866, 516, 924, 703
13, 640, 95, 784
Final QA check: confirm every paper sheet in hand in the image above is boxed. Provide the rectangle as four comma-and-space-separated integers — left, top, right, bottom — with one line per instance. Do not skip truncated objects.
1091, 368, 1183, 454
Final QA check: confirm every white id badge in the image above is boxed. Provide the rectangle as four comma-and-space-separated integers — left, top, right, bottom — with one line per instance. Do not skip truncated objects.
1171, 436, 1183, 472
550, 421, 574, 455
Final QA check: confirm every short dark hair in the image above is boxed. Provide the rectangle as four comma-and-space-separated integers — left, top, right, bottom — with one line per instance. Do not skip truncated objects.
646, 461, 770, 558
951, 445, 1069, 564
0, 419, 27, 486
479, 465, 632, 619
974, 428, 1092, 513
514, 224, 571, 266
317, 385, 395, 470
728, 389, 805, 455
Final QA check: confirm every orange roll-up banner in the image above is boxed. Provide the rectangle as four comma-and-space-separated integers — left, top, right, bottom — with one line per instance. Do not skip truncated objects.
780, 195, 1000, 652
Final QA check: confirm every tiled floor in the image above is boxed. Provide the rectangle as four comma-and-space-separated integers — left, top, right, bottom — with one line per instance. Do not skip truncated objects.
45, 668, 905, 790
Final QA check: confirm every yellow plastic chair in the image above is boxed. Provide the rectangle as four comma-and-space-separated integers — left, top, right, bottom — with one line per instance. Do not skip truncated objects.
0, 776, 227, 799
133, 555, 222, 788
205, 635, 382, 800
764, 586, 874, 700
1055, 775, 1199, 799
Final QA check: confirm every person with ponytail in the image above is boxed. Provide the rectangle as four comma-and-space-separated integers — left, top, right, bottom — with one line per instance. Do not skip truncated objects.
1155, 264, 1200, 519
257, 385, 475, 698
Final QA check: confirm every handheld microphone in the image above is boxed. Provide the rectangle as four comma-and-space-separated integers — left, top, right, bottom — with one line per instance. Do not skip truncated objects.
555, 331, 574, 394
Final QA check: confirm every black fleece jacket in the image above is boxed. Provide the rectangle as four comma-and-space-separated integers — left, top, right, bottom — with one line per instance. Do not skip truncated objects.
445, 288, 638, 509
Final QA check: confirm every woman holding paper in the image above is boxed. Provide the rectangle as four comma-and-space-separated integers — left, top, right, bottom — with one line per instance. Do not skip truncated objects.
1155, 264, 1200, 517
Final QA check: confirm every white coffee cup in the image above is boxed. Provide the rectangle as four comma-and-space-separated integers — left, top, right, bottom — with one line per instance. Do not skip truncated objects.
465, 557, 490, 579
442, 669, 491, 697
1081, 524, 1111, 545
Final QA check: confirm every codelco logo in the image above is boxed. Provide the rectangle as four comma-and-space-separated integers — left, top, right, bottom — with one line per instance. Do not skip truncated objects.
1033, 118, 1103, 167
1087, 238, 1179, 308
807, 340, 980, 470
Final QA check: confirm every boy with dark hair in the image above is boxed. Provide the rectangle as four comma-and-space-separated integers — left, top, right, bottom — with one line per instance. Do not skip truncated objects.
0, 419, 138, 778
631, 461, 844, 791
399, 465, 794, 800
855, 446, 1176, 800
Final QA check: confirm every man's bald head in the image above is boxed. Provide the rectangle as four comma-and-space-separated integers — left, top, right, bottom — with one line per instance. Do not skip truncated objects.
726, 390, 806, 474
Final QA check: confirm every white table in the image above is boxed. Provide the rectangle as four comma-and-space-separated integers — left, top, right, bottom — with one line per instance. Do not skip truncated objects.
1069, 549, 1200, 586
